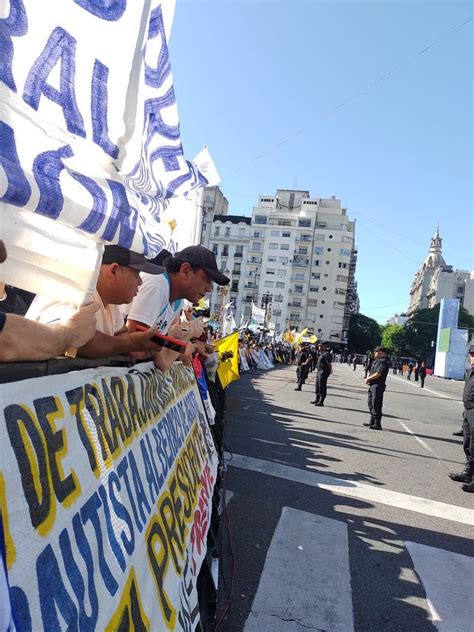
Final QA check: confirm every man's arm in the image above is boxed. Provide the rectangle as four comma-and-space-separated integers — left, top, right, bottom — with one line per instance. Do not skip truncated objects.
75, 327, 162, 358
365, 372, 381, 383
0, 304, 99, 361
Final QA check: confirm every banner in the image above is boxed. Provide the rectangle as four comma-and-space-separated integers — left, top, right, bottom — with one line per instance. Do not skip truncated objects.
1, 0, 212, 299
251, 302, 265, 325
0, 362, 218, 631
215, 333, 240, 388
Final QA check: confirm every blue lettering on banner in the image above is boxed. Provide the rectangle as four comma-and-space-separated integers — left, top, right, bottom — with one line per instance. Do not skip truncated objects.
0, 121, 31, 207
97, 484, 127, 572
10, 585, 32, 632
33, 145, 74, 219
73, 171, 108, 233
0, 0, 28, 91
145, 6, 170, 88
23, 27, 86, 137
80, 492, 119, 596
37, 544, 79, 631
74, 0, 127, 22
91, 60, 119, 159
108, 471, 135, 556
102, 179, 138, 248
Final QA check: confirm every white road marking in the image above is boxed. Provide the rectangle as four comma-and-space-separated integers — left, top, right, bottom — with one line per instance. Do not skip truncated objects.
389, 374, 462, 403
227, 453, 474, 526
244, 507, 354, 632
406, 541, 474, 631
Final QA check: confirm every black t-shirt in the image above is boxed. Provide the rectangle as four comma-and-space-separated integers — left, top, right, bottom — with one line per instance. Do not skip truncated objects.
0, 287, 29, 315
369, 357, 389, 385
0, 311, 5, 332
296, 350, 310, 366
317, 352, 332, 372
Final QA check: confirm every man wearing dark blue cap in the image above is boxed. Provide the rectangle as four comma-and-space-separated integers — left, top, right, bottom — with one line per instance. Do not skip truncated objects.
449, 343, 474, 492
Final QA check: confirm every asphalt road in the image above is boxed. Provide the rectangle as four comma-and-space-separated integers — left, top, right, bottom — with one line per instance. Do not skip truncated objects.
215, 362, 473, 632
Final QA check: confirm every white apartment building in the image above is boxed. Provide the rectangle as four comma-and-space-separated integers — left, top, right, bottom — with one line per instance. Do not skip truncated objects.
202, 189, 359, 341
408, 228, 474, 317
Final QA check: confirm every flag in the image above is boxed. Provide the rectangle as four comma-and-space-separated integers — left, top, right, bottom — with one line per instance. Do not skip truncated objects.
251, 302, 265, 325
294, 328, 309, 345
214, 332, 240, 388
0, 0, 212, 302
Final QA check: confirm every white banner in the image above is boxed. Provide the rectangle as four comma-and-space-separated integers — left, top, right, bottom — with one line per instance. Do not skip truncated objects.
251, 301, 265, 325
0, 362, 218, 631
1, 0, 211, 272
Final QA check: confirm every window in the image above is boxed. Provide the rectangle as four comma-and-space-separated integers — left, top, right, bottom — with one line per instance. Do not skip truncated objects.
238, 227, 246, 235
231, 281, 239, 291
336, 274, 348, 282
294, 285, 303, 293
311, 272, 321, 279
308, 299, 318, 307
309, 286, 319, 292
314, 246, 323, 255
277, 219, 292, 226
332, 315, 343, 324
253, 231, 262, 238
277, 269, 286, 276
282, 231, 291, 238
276, 282, 285, 288
214, 226, 220, 236
225, 227, 231, 237
457, 286, 464, 293
340, 248, 351, 256
222, 245, 229, 256
342, 235, 352, 243
255, 215, 267, 224
315, 234, 325, 241
294, 272, 304, 280
235, 245, 243, 257
261, 197, 274, 203
279, 256, 289, 264
335, 288, 346, 295
269, 242, 278, 249
271, 230, 279, 236
212, 243, 218, 255
250, 242, 261, 251
338, 262, 347, 269
266, 268, 275, 275
298, 218, 311, 227
268, 256, 277, 262
313, 260, 321, 267
264, 281, 274, 288
297, 247, 308, 255
334, 301, 345, 310
280, 243, 290, 250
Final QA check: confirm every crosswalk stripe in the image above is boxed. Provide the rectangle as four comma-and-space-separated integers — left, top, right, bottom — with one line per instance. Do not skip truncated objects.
228, 453, 474, 526
244, 507, 354, 632
406, 541, 474, 631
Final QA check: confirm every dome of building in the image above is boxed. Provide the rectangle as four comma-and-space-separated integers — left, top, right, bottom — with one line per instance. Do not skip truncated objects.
421, 226, 445, 269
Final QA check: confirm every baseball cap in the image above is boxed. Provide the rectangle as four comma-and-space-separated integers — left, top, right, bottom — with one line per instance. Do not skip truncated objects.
102, 245, 165, 274
374, 345, 388, 353
175, 245, 230, 285
469, 343, 474, 354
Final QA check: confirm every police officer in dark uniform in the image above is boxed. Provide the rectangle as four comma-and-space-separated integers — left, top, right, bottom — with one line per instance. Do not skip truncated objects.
449, 343, 474, 492
363, 345, 389, 429
294, 342, 311, 391
311, 342, 332, 406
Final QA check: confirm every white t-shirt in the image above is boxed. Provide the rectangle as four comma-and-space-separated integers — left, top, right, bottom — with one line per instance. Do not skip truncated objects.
127, 272, 182, 333
26, 290, 124, 336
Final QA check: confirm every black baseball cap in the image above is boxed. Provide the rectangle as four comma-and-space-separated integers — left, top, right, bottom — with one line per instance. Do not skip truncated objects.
102, 245, 165, 274
175, 245, 230, 285
374, 345, 388, 353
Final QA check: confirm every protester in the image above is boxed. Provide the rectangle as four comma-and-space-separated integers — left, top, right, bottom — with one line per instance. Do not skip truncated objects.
126, 245, 229, 371
418, 361, 426, 388
294, 342, 311, 391
0, 240, 99, 361
26, 245, 165, 358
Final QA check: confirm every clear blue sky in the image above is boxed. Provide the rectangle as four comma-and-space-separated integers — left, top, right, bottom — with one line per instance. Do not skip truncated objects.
169, 0, 473, 323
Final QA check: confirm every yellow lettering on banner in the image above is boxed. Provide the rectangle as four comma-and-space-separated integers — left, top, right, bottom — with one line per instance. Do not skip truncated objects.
146, 510, 176, 629
0, 473, 15, 569
104, 567, 150, 632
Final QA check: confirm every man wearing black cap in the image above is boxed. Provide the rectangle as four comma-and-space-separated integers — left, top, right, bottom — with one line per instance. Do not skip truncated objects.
127, 245, 230, 370
310, 342, 332, 406
364, 346, 390, 429
449, 343, 474, 492
27, 245, 165, 358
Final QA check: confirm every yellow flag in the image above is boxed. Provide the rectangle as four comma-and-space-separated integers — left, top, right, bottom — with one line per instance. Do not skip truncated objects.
214, 332, 240, 388
309, 334, 318, 343
294, 328, 309, 345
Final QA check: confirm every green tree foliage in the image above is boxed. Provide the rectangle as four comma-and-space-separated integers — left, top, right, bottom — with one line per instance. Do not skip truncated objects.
380, 324, 405, 355
347, 313, 381, 353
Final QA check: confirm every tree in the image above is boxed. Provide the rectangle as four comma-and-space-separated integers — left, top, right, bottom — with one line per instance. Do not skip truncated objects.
380, 324, 405, 355
347, 314, 381, 354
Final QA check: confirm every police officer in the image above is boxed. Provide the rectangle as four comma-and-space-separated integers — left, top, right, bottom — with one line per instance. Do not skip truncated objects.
448, 343, 474, 492
311, 342, 332, 406
294, 342, 311, 391
363, 345, 389, 430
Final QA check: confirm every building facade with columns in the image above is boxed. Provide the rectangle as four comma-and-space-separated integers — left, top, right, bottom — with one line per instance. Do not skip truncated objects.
408, 228, 474, 317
